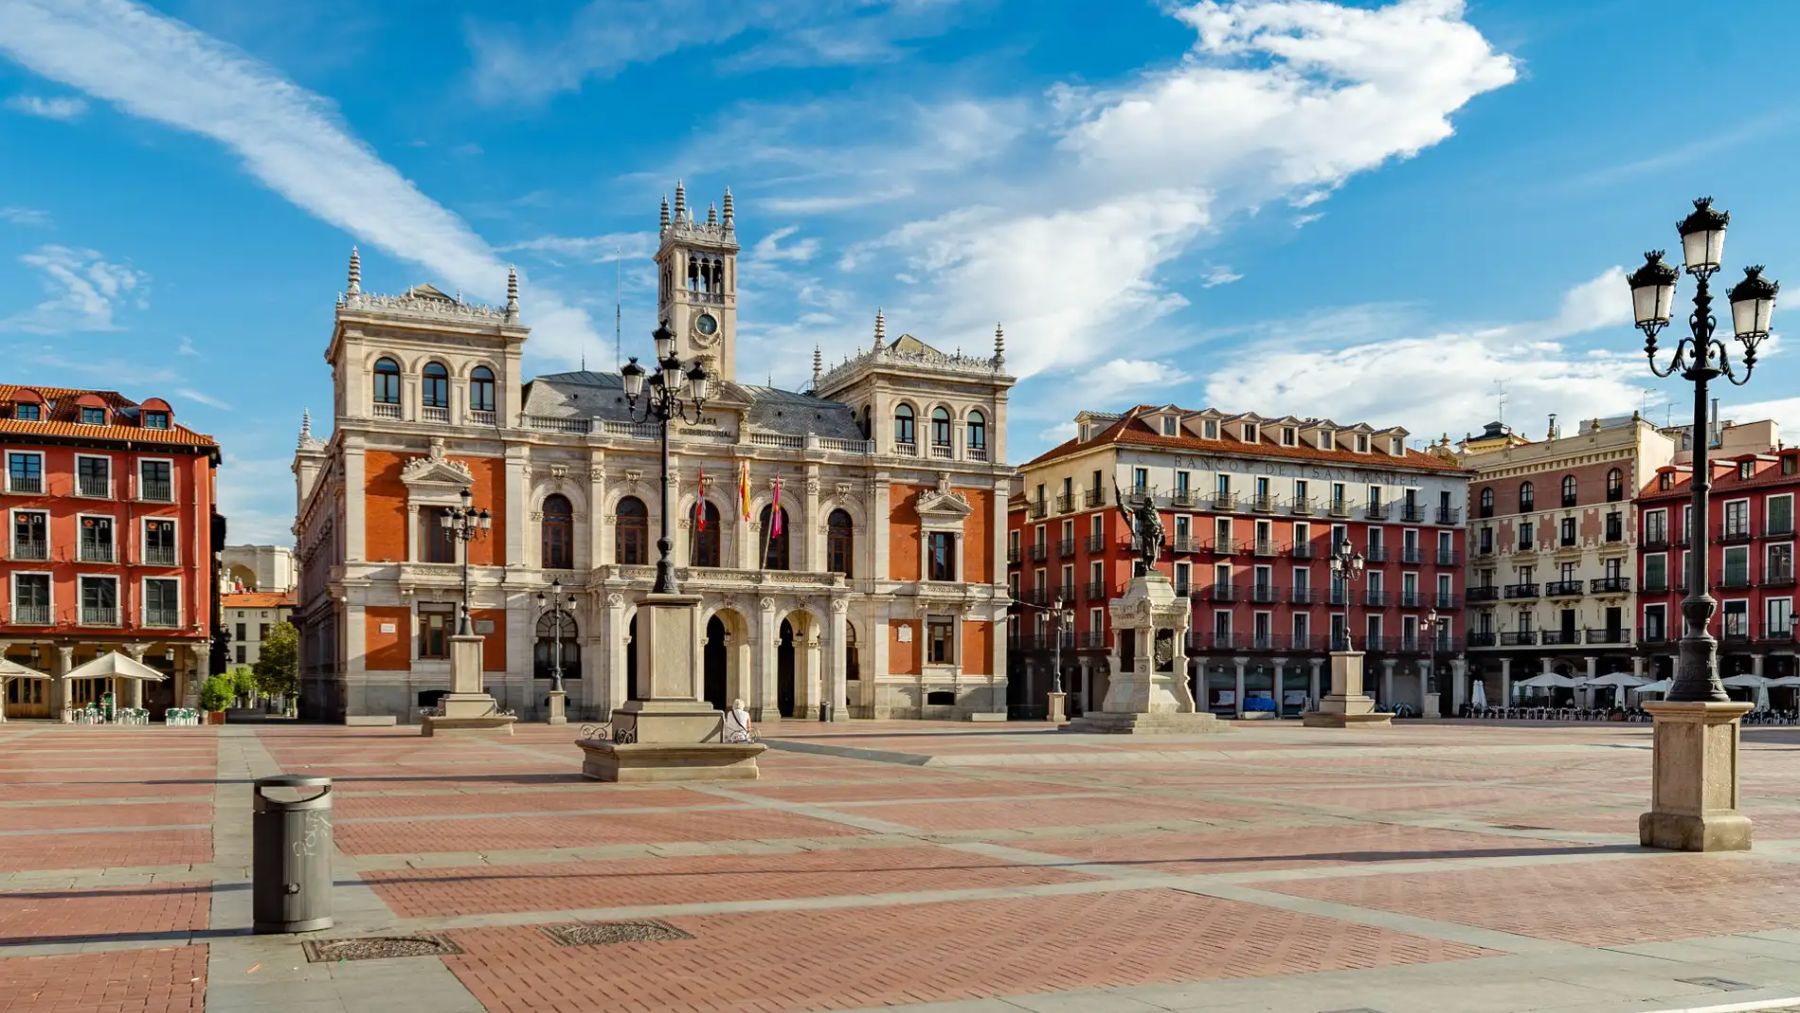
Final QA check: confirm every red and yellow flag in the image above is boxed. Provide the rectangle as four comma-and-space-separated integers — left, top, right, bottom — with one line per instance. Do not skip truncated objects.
771, 478, 784, 536
695, 469, 707, 531
738, 460, 751, 521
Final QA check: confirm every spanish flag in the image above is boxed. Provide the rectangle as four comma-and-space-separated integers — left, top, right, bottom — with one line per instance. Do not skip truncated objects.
738, 459, 751, 521
695, 469, 707, 532
771, 478, 784, 536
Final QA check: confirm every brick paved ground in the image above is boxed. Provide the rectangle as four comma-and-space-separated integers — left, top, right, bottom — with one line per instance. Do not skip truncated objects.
12, 719, 1800, 1012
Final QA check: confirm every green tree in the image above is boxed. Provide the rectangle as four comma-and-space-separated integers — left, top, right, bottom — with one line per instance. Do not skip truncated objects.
228, 665, 256, 704
253, 621, 299, 699
199, 674, 233, 713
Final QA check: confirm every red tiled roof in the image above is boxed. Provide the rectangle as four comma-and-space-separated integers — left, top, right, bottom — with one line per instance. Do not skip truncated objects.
1022, 407, 1467, 474
223, 591, 296, 609
0, 384, 218, 449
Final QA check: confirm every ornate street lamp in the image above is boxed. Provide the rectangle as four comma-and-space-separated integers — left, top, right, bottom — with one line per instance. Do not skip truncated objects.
1628, 198, 1778, 702
1049, 595, 1072, 696
621, 321, 713, 595
535, 577, 578, 695
1328, 536, 1365, 650
1424, 607, 1448, 696
440, 486, 491, 636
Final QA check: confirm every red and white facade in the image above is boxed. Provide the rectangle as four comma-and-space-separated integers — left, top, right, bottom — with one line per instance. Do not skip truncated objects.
0, 384, 221, 718
1636, 447, 1800, 682
1007, 405, 1470, 718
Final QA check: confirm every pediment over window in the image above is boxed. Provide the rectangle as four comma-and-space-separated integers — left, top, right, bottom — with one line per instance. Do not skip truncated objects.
401, 439, 472, 504
916, 473, 972, 522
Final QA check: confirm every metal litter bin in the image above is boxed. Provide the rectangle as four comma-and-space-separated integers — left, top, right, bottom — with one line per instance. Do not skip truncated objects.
818, 702, 833, 723
253, 775, 334, 933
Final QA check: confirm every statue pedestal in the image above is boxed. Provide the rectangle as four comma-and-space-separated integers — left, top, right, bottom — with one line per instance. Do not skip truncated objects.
1640, 700, 1752, 851
1046, 691, 1067, 725
422, 635, 515, 737
1065, 573, 1225, 736
577, 593, 764, 781
1302, 651, 1392, 728
546, 690, 567, 725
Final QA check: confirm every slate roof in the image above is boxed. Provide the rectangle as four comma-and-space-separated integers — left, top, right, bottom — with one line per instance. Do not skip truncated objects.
0, 384, 218, 450
522, 370, 863, 441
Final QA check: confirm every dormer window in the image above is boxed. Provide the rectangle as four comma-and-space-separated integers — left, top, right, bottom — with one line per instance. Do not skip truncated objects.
1658, 472, 1673, 491
1355, 434, 1370, 453
1282, 427, 1297, 446
1390, 437, 1403, 456
80, 406, 106, 425
1243, 423, 1259, 442
13, 403, 38, 421
1203, 420, 1218, 440
143, 411, 170, 430
1318, 429, 1333, 450
1161, 416, 1178, 436
1738, 461, 1754, 480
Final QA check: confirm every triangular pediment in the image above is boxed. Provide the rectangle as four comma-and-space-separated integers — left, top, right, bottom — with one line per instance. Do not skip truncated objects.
401, 438, 473, 487
917, 474, 973, 519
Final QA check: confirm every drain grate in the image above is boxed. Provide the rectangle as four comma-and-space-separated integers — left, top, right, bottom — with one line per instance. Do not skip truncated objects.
302, 934, 463, 963
1676, 976, 1758, 991
540, 920, 693, 947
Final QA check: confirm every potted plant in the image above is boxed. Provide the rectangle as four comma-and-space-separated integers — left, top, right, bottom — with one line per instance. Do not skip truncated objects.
199, 673, 233, 725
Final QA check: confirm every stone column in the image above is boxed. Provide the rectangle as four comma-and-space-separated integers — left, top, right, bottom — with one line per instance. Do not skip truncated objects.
1500, 657, 1513, 708
123, 643, 148, 709
1380, 658, 1395, 708
800, 628, 822, 718
605, 593, 629, 718
1752, 654, 1765, 677
829, 600, 849, 721
1417, 659, 1431, 712
1272, 657, 1288, 715
55, 645, 73, 720
1451, 658, 1468, 713
1232, 656, 1246, 717
756, 597, 779, 722
1632, 656, 1645, 678
1308, 658, 1322, 707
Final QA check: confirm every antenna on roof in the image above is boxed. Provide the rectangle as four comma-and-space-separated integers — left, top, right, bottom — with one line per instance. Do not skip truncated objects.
1491, 380, 1508, 426
612, 247, 622, 374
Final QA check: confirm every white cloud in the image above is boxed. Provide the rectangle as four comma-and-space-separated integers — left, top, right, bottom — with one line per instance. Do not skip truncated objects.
1201, 266, 1243, 288
1722, 395, 1799, 444
498, 231, 655, 266
752, 226, 819, 264
175, 334, 198, 356
5, 93, 87, 119
175, 386, 230, 410
0, 206, 53, 227
1085, 358, 1197, 402
0, 0, 601, 359
1, 245, 148, 333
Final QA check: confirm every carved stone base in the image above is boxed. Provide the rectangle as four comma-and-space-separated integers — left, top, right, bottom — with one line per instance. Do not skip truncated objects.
1063, 711, 1227, 735
1640, 700, 1753, 852
1301, 708, 1393, 728
1046, 692, 1067, 725
420, 714, 516, 737
577, 739, 766, 782
1302, 652, 1392, 728
546, 690, 567, 726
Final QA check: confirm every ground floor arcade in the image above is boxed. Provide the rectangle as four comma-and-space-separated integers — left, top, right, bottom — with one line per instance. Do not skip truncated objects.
0, 638, 209, 720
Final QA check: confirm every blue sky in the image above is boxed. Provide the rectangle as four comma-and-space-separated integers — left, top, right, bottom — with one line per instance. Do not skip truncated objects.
3, 0, 1800, 544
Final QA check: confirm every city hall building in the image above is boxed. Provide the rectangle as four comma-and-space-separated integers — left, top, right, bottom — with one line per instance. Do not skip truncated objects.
292, 186, 1015, 723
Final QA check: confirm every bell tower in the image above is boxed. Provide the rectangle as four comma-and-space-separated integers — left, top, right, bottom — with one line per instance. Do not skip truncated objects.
654, 181, 740, 382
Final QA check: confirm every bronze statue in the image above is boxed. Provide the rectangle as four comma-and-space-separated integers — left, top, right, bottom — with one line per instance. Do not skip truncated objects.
1114, 481, 1165, 575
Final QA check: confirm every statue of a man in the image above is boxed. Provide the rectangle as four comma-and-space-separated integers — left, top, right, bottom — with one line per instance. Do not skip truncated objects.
1114, 481, 1165, 575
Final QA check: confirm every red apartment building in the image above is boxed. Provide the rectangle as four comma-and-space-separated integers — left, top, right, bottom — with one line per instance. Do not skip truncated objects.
1007, 405, 1471, 718
1636, 446, 1799, 682
0, 385, 221, 718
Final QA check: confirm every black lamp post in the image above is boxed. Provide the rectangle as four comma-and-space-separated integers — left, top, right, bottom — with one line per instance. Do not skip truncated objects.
1328, 536, 1366, 651
1424, 607, 1448, 695
1049, 595, 1072, 696
621, 321, 713, 595
1628, 198, 1778, 702
535, 577, 578, 694
440, 486, 492, 636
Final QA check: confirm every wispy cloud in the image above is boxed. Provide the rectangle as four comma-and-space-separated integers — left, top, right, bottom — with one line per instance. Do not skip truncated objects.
5, 93, 86, 119
175, 334, 199, 356
0, 0, 600, 358
752, 226, 819, 264
1, 245, 148, 333
0, 206, 53, 227
498, 230, 655, 266
1201, 266, 1243, 288
174, 387, 230, 410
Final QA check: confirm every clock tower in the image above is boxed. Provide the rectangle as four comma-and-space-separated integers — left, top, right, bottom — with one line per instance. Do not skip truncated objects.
655, 181, 740, 383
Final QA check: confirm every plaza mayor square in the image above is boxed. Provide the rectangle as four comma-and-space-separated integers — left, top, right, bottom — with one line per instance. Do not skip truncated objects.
6, 1, 1800, 1011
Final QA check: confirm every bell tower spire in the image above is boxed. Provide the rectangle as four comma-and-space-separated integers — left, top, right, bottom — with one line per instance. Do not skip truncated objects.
654, 181, 740, 382
347, 245, 361, 296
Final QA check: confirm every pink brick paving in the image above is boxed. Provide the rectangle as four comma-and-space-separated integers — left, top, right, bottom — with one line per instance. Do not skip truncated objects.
844, 793, 1264, 832
0, 945, 205, 1012
0, 802, 208, 833
441, 890, 1495, 1013
0, 830, 209, 872
333, 807, 866, 856
0, 881, 209, 945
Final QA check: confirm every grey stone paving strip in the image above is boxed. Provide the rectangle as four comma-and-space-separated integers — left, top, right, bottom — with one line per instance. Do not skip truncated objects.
203, 727, 483, 1013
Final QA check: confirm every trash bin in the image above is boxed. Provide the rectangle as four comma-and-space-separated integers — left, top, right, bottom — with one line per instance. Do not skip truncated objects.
818, 702, 833, 723
252, 775, 333, 934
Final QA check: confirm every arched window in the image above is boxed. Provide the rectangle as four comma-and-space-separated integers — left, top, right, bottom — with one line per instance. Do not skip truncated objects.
421, 362, 449, 409
760, 504, 790, 571
1479, 487, 1494, 514
827, 508, 854, 576
1518, 481, 1535, 512
894, 404, 915, 445
931, 406, 952, 447
967, 409, 987, 454
1606, 467, 1623, 500
693, 500, 721, 567
373, 358, 401, 405
615, 496, 649, 565
1561, 475, 1578, 506
533, 610, 581, 681
470, 366, 496, 414
541, 494, 573, 569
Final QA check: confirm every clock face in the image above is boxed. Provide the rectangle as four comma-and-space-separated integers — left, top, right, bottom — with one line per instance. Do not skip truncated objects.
694, 312, 719, 336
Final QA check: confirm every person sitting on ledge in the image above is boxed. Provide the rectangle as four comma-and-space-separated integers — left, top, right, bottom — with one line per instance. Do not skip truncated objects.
725, 698, 754, 742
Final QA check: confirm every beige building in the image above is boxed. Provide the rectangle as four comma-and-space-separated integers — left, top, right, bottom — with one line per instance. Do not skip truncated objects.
223, 591, 295, 669
220, 544, 295, 593
292, 186, 1015, 723
1459, 414, 1676, 704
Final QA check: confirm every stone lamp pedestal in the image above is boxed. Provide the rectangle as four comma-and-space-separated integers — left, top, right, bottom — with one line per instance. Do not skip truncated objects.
577, 594, 765, 782
1065, 573, 1225, 735
546, 689, 567, 726
1302, 651, 1393, 728
1046, 691, 1067, 725
421, 634, 516, 737
1640, 700, 1753, 852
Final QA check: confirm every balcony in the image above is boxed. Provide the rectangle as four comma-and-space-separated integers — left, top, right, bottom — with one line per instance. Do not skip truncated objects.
1365, 503, 1390, 521
1642, 532, 1669, 550
1475, 543, 1495, 557
1053, 585, 1077, 604
1586, 628, 1630, 645
1208, 584, 1242, 603
1028, 543, 1048, 562
1722, 627, 1752, 644
1209, 632, 1240, 651
1006, 546, 1020, 564
1400, 505, 1426, 523
1058, 538, 1076, 558
1253, 539, 1278, 557
1055, 494, 1075, 514
1467, 586, 1500, 603
1436, 550, 1461, 566
1541, 629, 1581, 646
1086, 534, 1105, 553
1077, 631, 1107, 649
1085, 581, 1107, 601
1210, 493, 1238, 512
1765, 570, 1797, 588
1503, 583, 1540, 599
1545, 580, 1584, 598
1519, 498, 1535, 513
1754, 625, 1795, 646
1290, 541, 1314, 559
1401, 547, 1424, 564
1365, 546, 1389, 563
1720, 525, 1754, 544
1643, 578, 1669, 593
1437, 506, 1463, 525
1250, 584, 1279, 604
12, 603, 49, 625
1399, 591, 1423, 608
78, 543, 115, 564
76, 476, 110, 498
1719, 573, 1754, 590
1499, 630, 1538, 646
1590, 576, 1632, 594
1252, 495, 1280, 513
1467, 631, 1498, 648
1329, 632, 1354, 652
1290, 586, 1316, 604
1171, 536, 1205, 553
1027, 500, 1047, 520
1640, 630, 1669, 646
1174, 582, 1192, 598
11, 542, 47, 562
144, 609, 181, 629
144, 546, 177, 567
1364, 589, 1390, 607
1436, 593, 1461, 609
81, 607, 119, 626
1558, 536, 1578, 549
1290, 499, 1316, 517
1327, 499, 1352, 518
372, 401, 402, 420
140, 480, 174, 503
1768, 519, 1797, 538
1170, 490, 1199, 509
1363, 635, 1389, 653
